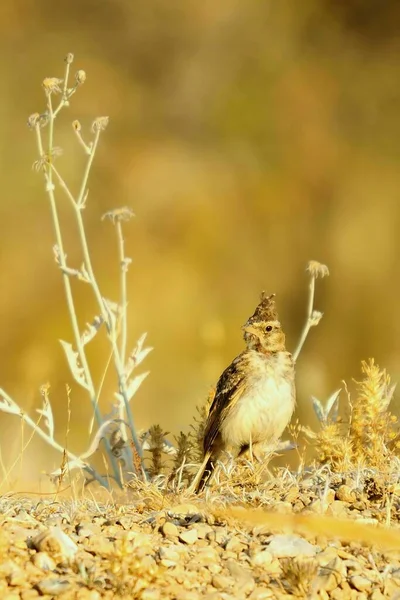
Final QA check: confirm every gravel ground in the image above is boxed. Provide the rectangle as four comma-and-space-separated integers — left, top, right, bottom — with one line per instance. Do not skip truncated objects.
1, 481, 400, 600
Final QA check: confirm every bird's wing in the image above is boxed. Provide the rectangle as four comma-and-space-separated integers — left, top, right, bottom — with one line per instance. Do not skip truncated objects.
203, 353, 247, 454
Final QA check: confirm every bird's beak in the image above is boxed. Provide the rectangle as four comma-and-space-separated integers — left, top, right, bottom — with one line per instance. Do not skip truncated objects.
242, 324, 258, 336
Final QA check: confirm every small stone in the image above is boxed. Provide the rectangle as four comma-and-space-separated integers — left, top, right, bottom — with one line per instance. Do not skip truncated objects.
225, 536, 247, 552
179, 529, 198, 545
315, 557, 344, 593
20, 591, 40, 600
161, 521, 179, 538
350, 575, 372, 592
32, 551, 56, 571
248, 588, 275, 600
158, 546, 180, 567
370, 590, 385, 600
271, 501, 293, 513
117, 516, 138, 530
315, 571, 341, 593
168, 503, 199, 516
343, 558, 363, 572
195, 523, 213, 539
267, 535, 318, 558
32, 527, 78, 563
6, 567, 26, 587
205, 530, 216, 542
384, 579, 400, 598
196, 547, 220, 564
175, 593, 200, 600
212, 574, 233, 590
330, 589, 349, 600
141, 589, 161, 600
76, 526, 95, 538
213, 527, 228, 545
227, 558, 255, 594
336, 485, 357, 503
327, 501, 348, 517
76, 591, 101, 600
317, 547, 342, 565
250, 549, 273, 567
35, 579, 71, 596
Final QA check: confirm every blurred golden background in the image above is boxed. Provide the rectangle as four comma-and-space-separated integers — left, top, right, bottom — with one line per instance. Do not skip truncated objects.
1, 0, 400, 486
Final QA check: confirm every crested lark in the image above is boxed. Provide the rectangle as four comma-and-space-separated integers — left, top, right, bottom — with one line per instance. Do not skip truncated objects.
190, 292, 295, 493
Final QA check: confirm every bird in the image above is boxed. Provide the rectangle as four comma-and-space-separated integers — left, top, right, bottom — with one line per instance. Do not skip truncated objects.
189, 292, 295, 494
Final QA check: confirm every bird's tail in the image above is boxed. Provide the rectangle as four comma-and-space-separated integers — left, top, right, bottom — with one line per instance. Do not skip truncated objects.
188, 451, 215, 494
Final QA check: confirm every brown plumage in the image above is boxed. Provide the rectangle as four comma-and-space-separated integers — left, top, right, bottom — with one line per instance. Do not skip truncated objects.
189, 293, 295, 493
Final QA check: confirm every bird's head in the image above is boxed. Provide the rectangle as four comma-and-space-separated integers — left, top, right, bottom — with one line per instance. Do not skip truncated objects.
242, 293, 286, 353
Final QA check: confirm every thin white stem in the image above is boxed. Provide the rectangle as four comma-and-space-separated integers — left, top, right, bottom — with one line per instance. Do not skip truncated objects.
73, 128, 91, 154
36, 102, 122, 487
53, 59, 72, 117
52, 151, 145, 477
116, 221, 128, 365
293, 275, 315, 362
114, 220, 129, 444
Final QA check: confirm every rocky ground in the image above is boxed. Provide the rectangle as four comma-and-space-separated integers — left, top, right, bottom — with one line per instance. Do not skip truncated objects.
1, 476, 400, 600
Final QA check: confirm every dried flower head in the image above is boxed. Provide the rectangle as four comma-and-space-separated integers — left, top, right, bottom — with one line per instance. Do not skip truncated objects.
65, 53, 74, 64
92, 116, 109, 132
27, 113, 41, 129
307, 261, 329, 278
310, 310, 323, 327
75, 70, 87, 85
102, 207, 135, 223
72, 120, 81, 132
42, 78, 63, 95
28, 112, 49, 129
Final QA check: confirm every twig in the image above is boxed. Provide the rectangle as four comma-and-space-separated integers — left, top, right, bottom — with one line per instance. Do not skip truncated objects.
293, 261, 329, 362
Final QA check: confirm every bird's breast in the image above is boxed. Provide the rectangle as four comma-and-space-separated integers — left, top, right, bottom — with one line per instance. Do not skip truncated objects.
221, 351, 295, 452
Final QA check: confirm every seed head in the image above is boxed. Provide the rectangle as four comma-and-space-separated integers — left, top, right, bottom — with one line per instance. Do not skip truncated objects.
92, 116, 109, 132
310, 310, 323, 327
27, 113, 41, 129
307, 261, 329, 279
65, 53, 74, 64
102, 206, 135, 223
75, 70, 86, 85
42, 77, 63, 95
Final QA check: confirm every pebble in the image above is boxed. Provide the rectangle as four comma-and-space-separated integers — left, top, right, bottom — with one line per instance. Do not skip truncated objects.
227, 558, 255, 594
212, 574, 233, 590
158, 546, 180, 567
31, 551, 56, 571
179, 529, 198, 545
225, 536, 247, 553
350, 575, 372, 592
196, 523, 214, 539
141, 589, 161, 600
267, 534, 318, 558
6, 568, 26, 587
20, 591, 40, 600
249, 589, 274, 600
32, 527, 78, 563
35, 578, 71, 596
161, 521, 179, 538
250, 549, 273, 567
168, 503, 199, 517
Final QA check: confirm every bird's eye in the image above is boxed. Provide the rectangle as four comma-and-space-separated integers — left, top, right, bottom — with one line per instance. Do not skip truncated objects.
266, 325, 273, 332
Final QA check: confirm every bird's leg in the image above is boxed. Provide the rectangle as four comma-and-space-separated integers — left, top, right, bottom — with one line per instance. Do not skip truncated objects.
249, 432, 254, 464
187, 450, 213, 494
